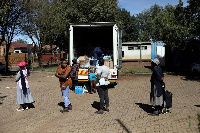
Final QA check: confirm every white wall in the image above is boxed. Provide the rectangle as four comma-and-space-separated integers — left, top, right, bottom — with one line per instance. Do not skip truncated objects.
122, 45, 151, 60
157, 46, 165, 66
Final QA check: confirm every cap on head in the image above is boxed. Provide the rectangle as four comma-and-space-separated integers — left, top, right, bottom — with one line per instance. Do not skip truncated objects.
17, 61, 26, 67
151, 58, 160, 65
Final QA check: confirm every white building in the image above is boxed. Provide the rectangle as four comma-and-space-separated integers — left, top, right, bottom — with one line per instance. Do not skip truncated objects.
122, 42, 151, 61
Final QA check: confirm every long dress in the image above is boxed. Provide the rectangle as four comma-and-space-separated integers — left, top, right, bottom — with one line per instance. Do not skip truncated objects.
150, 66, 164, 106
16, 70, 34, 104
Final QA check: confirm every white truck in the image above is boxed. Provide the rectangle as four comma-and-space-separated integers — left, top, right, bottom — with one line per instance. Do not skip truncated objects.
69, 22, 122, 87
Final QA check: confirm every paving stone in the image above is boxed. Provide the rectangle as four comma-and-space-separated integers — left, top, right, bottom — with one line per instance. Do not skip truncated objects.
0, 72, 200, 133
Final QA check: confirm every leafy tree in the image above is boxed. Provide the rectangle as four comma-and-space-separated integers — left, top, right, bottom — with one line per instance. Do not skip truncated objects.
136, 4, 163, 41
187, 0, 200, 40
65, 0, 119, 23
0, 0, 24, 73
117, 8, 139, 42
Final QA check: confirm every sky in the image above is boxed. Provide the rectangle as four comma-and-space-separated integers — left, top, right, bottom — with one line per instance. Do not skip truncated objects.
118, 0, 188, 16
13, 0, 189, 44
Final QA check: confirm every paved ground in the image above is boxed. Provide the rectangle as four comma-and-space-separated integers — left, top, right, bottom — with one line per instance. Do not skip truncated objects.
0, 72, 199, 133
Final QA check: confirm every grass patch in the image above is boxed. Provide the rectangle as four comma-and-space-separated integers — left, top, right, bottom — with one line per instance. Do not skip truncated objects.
31, 66, 152, 74
31, 66, 57, 72
120, 68, 151, 74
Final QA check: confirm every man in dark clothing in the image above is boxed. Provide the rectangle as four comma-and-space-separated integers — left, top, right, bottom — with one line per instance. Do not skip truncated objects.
93, 47, 104, 66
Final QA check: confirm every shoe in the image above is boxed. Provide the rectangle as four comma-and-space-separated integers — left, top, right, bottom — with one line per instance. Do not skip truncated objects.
16, 108, 24, 111
95, 111, 104, 114
60, 109, 69, 113
103, 108, 109, 112
25, 107, 29, 110
68, 106, 72, 110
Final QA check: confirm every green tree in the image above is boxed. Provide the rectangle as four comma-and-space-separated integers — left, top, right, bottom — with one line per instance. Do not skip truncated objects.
117, 8, 139, 42
136, 4, 163, 41
0, 0, 25, 73
187, 0, 200, 40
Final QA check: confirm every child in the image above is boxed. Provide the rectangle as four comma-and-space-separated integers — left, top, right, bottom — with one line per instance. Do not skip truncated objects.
15, 61, 34, 111
89, 60, 96, 94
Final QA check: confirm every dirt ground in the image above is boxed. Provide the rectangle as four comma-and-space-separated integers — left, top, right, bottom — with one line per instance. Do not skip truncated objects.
122, 61, 151, 69
0, 70, 199, 133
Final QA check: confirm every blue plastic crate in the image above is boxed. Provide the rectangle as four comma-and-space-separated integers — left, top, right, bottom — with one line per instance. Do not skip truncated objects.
75, 86, 83, 94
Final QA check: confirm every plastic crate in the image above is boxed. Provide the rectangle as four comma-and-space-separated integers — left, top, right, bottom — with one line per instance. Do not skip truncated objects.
75, 86, 83, 94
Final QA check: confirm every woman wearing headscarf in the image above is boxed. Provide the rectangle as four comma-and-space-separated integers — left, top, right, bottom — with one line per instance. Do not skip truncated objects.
55, 59, 72, 113
150, 58, 164, 116
15, 61, 34, 111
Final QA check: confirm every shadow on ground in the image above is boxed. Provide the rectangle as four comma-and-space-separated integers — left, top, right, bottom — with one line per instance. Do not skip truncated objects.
116, 119, 131, 133
135, 103, 154, 114
58, 102, 65, 108
91, 101, 100, 111
27, 103, 35, 109
0, 94, 7, 105
195, 105, 200, 108
165, 68, 200, 81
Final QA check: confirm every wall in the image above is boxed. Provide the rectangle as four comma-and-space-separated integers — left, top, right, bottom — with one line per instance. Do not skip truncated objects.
0, 53, 34, 66
122, 45, 151, 60
40, 53, 63, 62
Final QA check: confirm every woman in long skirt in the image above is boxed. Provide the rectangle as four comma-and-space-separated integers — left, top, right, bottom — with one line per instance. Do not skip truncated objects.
150, 58, 164, 116
16, 61, 34, 111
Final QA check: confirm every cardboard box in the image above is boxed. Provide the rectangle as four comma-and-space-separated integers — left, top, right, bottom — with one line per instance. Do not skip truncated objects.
78, 56, 90, 68
104, 59, 113, 68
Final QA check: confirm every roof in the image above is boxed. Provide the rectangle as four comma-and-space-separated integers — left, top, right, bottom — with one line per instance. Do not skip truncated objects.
42, 45, 57, 50
11, 42, 28, 48
70, 22, 117, 27
122, 42, 151, 45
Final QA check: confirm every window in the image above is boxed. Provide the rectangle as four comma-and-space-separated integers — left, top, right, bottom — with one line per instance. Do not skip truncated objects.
133, 46, 140, 50
128, 46, 134, 50
141, 46, 147, 50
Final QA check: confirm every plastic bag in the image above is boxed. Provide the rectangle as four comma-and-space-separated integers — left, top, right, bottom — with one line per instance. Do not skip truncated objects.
99, 78, 106, 85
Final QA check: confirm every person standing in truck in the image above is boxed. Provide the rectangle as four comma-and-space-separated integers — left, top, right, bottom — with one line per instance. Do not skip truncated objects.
93, 46, 104, 66
55, 59, 72, 113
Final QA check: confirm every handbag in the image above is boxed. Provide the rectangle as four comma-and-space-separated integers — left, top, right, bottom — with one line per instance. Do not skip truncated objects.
99, 77, 110, 86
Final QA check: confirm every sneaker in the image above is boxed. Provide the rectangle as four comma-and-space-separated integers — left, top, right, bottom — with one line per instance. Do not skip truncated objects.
103, 108, 109, 112
68, 105, 72, 110
25, 107, 29, 110
16, 108, 24, 111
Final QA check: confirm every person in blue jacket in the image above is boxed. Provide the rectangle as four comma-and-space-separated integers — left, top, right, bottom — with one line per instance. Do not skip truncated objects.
150, 58, 164, 116
93, 46, 104, 66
